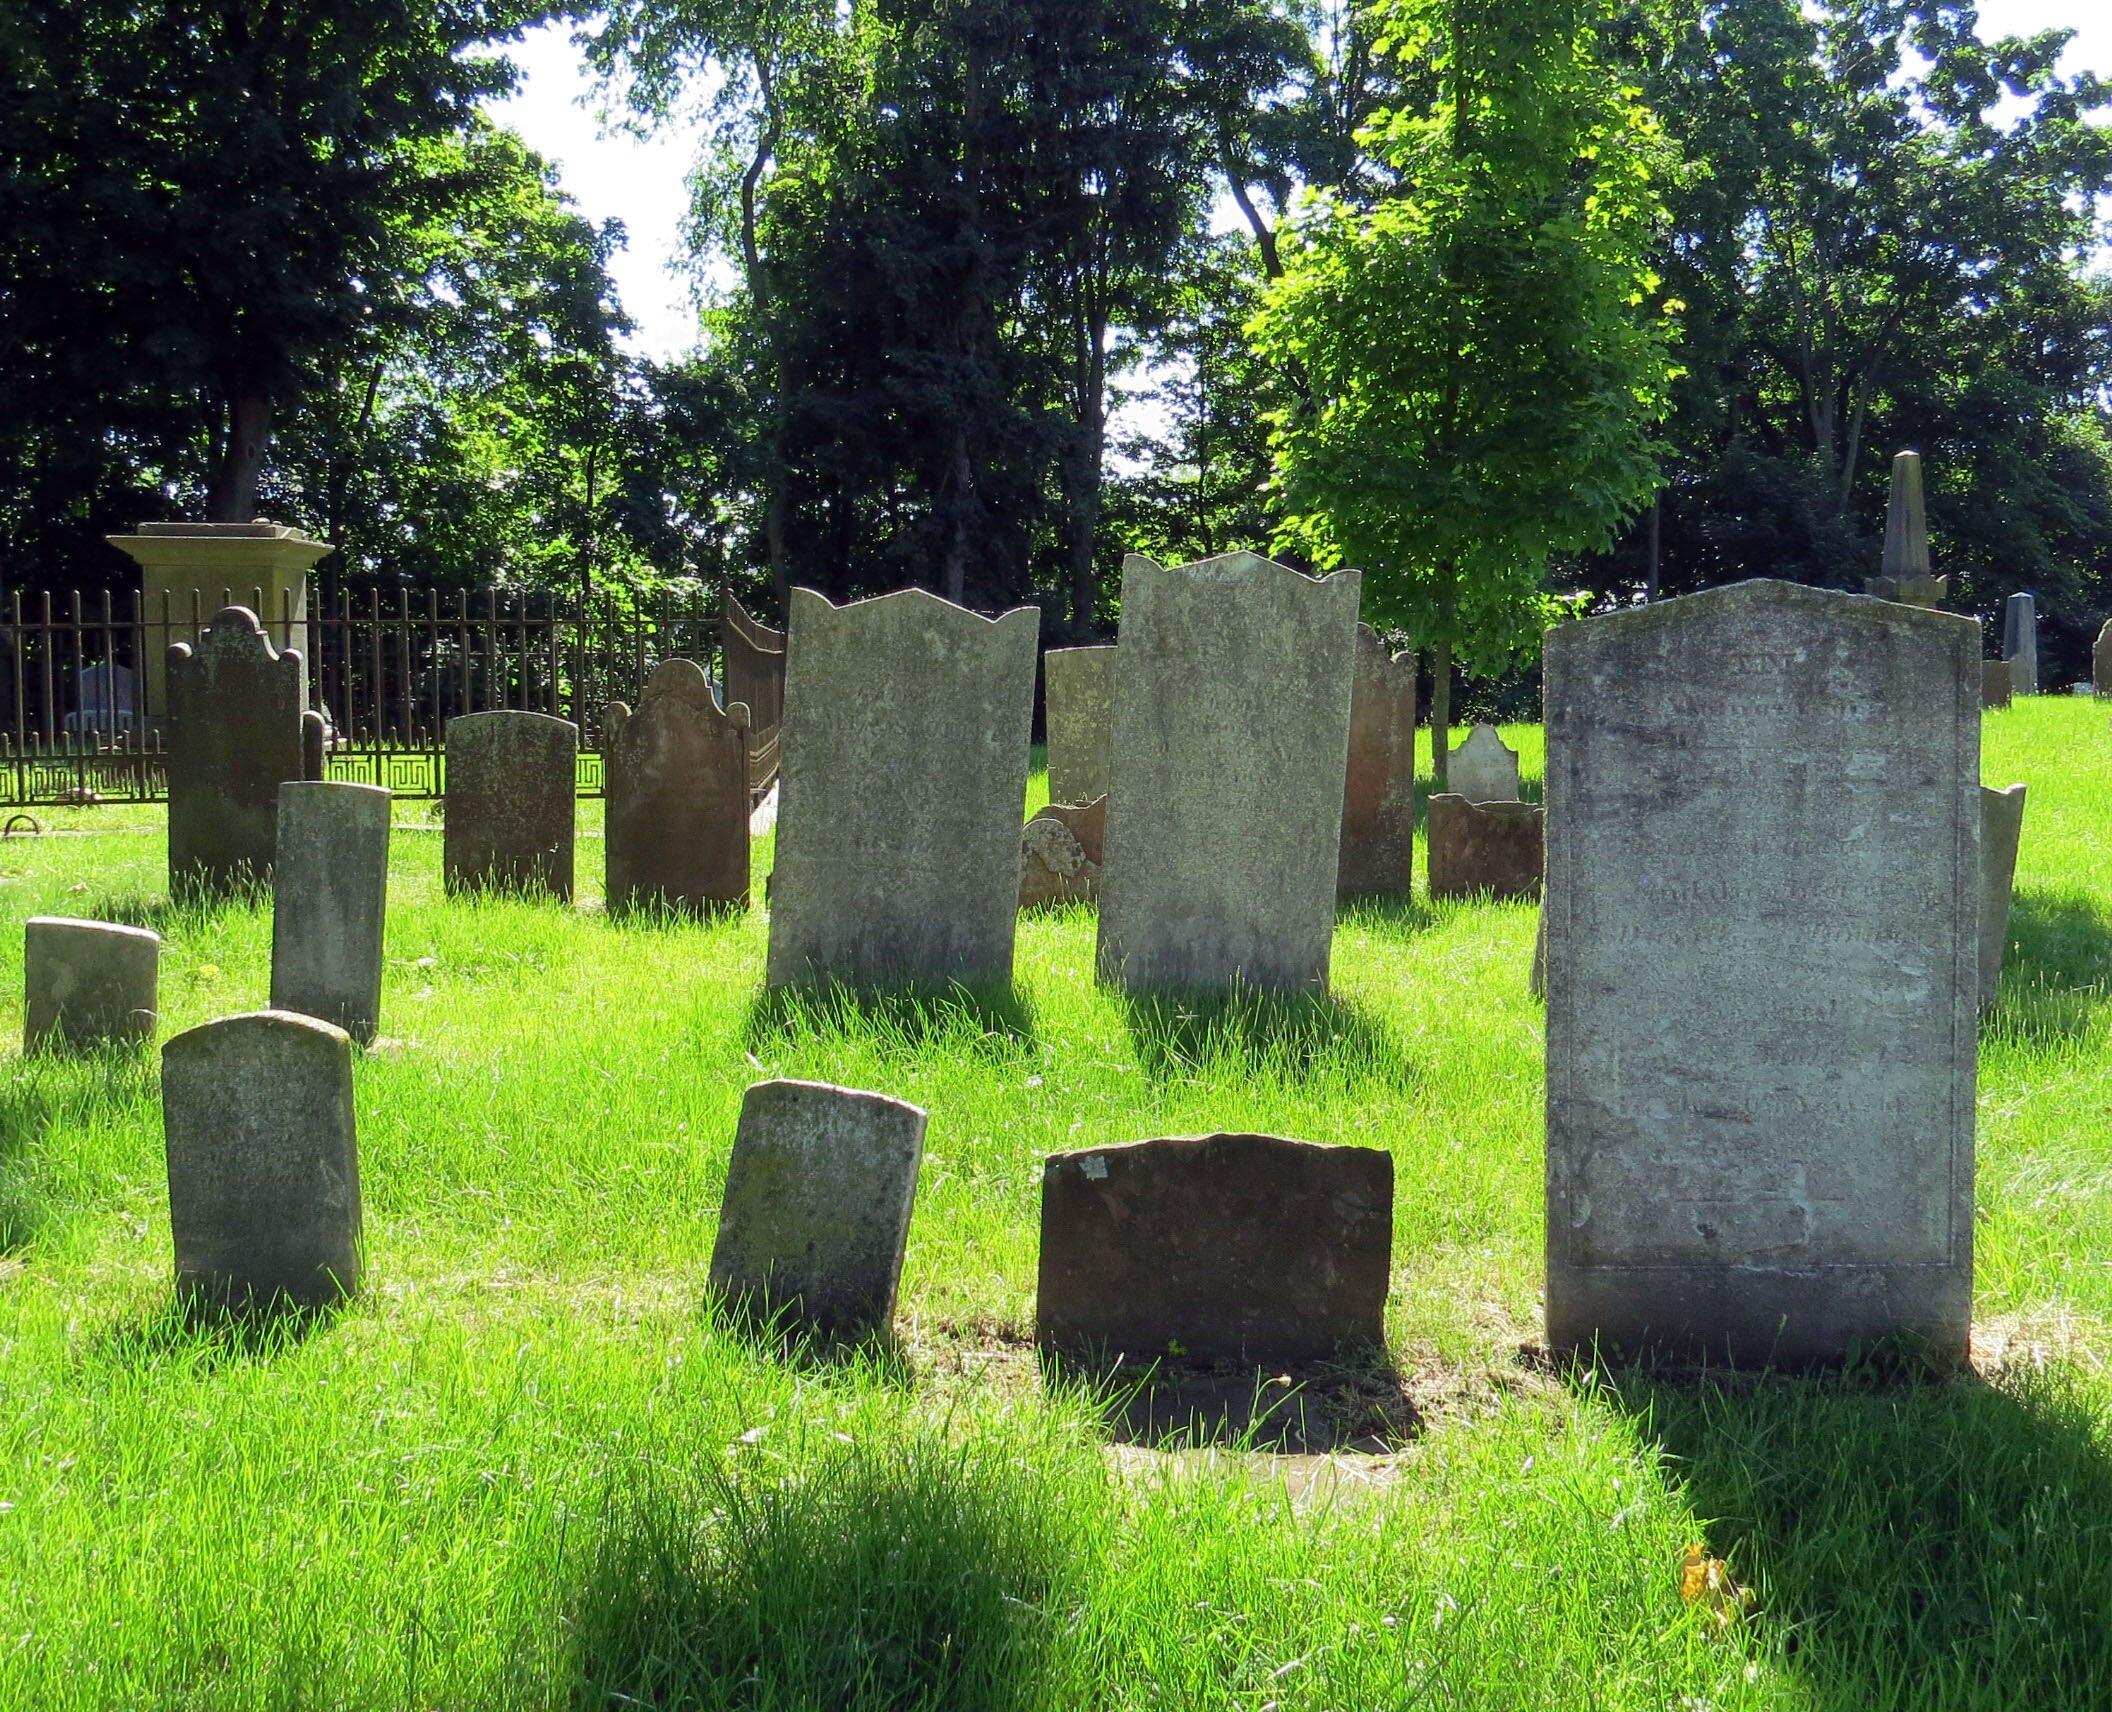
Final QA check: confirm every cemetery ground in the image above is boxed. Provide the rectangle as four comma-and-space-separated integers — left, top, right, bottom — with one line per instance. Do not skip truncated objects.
2, 702, 2110, 1710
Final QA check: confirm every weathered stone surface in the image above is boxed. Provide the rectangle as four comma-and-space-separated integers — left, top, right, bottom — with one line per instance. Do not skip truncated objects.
1036, 1133, 1392, 1365
442, 711, 578, 899
1020, 796, 1106, 909
605, 659, 751, 917
162, 1010, 361, 1310
1427, 795, 1543, 901
1044, 645, 1115, 807
166, 606, 306, 895
1097, 553, 1360, 994
1864, 450, 1947, 606
722, 594, 785, 734
1980, 783, 2026, 1011
1339, 626, 1417, 898
1983, 661, 2013, 710
1446, 722, 1521, 803
25, 917, 158, 1051
2004, 591, 2038, 694
271, 781, 391, 1043
2095, 620, 2111, 698
301, 709, 327, 782
708, 1078, 928, 1339
1544, 579, 1979, 1367
767, 588, 1037, 988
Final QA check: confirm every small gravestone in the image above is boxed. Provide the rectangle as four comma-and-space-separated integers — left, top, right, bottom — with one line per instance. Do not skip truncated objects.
442, 711, 578, 900
2003, 592, 2038, 694
767, 588, 1037, 988
708, 1079, 928, 1339
1865, 451, 1946, 607
24, 917, 158, 1051
166, 606, 306, 895
605, 659, 751, 917
1339, 626, 1417, 898
1098, 552, 1360, 994
1445, 722, 1521, 804
162, 1010, 361, 1311
2095, 621, 2111, 698
1983, 661, 2013, 710
1020, 796, 1106, 910
1427, 795, 1543, 901
301, 709, 327, 783
271, 781, 391, 1043
1037, 1133, 1392, 1366
1044, 645, 1116, 807
1544, 579, 1978, 1366
1981, 784, 2026, 1011
722, 594, 785, 734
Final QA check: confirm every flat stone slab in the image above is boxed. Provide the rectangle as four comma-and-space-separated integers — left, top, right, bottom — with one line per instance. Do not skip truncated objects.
271, 782, 391, 1043
1982, 661, 2013, 709
25, 917, 158, 1051
605, 659, 750, 916
1020, 797, 1106, 909
1980, 784, 2026, 1011
1044, 645, 1115, 807
1427, 795, 1543, 901
708, 1079, 929, 1339
443, 711, 577, 899
1339, 626, 1417, 898
1037, 1132, 1392, 1366
1445, 722, 1521, 803
166, 606, 306, 895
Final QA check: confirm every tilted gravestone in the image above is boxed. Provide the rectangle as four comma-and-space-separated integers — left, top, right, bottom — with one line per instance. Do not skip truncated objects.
162, 1010, 361, 1310
2003, 591, 2039, 694
1983, 661, 2013, 710
1865, 450, 1946, 607
1097, 552, 1361, 994
1037, 1133, 1392, 1366
1445, 722, 1521, 803
1427, 795, 1543, 902
708, 1079, 928, 1340
767, 588, 1037, 989
721, 594, 785, 735
1544, 579, 1979, 1366
605, 659, 751, 917
1980, 784, 2026, 1011
442, 711, 578, 900
166, 606, 306, 896
271, 781, 391, 1043
1043, 645, 1116, 808
1020, 796, 1106, 910
1338, 625, 1417, 898
2095, 620, 2111, 698
25, 917, 158, 1051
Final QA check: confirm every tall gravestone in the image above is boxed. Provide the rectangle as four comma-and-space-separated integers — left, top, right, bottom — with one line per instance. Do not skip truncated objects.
1338, 626, 1417, 898
271, 781, 391, 1043
1446, 723, 1521, 803
2094, 620, 2111, 697
166, 606, 306, 896
605, 659, 751, 917
1544, 580, 1978, 1366
2003, 592, 2039, 694
1980, 784, 2026, 1011
1097, 552, 1360, 994
442, 711, 578, 900
767, 588, 1037, 988
1865, 450, 1946, 607
722, 595, 785, 736
25, 917, 159, 1051
1044, 645, 1116, 807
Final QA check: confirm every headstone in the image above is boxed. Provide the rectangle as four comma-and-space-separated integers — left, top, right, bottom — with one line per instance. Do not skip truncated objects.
604, 659, 751, 917
271, 781, 391, 1043
1037, 1133, 1392, 1366
1544, 579, 1978, 1366
2003, 591, 2038, 694
1020, 796, 1106, 910
2094, 620, 2111, 698
722, 594, 786, 735
1980, 784, 2026, 1012
767, 588, 1037, 989
1043, 645, 1116, 807
1445, 722, 1521, 803
707, 1079, 928, 1339
165, 606, 306, 895
1097, 552, 1360, 994
1338, 626, 1417, 898
1865, 450, 1947, 607
442, 711, 578, 900
161, 1010, 361, 1311
24, 917, 158, 1051
1427, 795, 1543, 901
1982, 661, 2013, 710
301, 709, 327, 782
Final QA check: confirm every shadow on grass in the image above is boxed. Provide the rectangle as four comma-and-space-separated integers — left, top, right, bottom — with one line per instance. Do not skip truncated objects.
1985, 890, 2112, 1041
1118, 987, 1411, 1085
744, 980, 1037, 1059
701, 1292, 916, 1392
96, 1295, 345, 1374
1336, 891, 1437, 935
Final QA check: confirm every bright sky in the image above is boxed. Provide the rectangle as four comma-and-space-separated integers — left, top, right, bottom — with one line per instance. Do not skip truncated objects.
489, 2, 2112, 365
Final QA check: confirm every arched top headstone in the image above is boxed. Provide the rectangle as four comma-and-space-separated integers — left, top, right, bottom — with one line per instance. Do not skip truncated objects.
1447, 722, 1521, 804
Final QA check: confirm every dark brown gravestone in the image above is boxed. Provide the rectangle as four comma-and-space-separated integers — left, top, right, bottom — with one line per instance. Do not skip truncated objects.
1019, 796, 1106, 910
722, 594, 786, 736
1037, 1133, 1392, 1366
1427, 794, 1543, 902
166, 606, 306, 896
1982, 661, 2013, 710
605, 659, 751, 917
1338, 625, 1417, 898
442, 711, 578, 900
301, 709, 327, 783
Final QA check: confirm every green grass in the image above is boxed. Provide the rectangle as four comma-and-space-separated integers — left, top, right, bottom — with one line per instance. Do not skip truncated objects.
1, 702, 2109, 1708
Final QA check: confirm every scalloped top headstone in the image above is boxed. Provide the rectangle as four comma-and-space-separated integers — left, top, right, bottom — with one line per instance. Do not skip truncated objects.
166, 605, 306, 895
605, 659, 751, 917
1446, 722, 1520, 804
1339, 626, 1417, 897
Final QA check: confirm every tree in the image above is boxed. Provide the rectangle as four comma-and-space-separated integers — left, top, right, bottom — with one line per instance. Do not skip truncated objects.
1250, 0, 1679, 781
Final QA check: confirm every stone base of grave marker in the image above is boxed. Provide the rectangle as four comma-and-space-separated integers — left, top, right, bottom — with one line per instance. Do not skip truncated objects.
271, 781, 391, 1043
1020, 797, 1105, 909
1428, 795, 1543, 901
1982, 662, 2013, 710
1980, 784, 2026, 1012
25, 916, 159, 1051
1864, 573, 1947, 607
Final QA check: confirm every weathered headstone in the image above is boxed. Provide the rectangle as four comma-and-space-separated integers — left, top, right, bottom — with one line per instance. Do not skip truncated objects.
1980, 783, 2026, 1012
1043, 645, 1116, 808
162, 1010, 361, 1311
1982, 661, 2013, 710
1427, 795, 1543, 901
301, 709, 327, 783
1097, 552, 1360, 994
1020, 796, 1106, 910
605, 659, 751, 917
1865, 450, 1947, 607
166, 606, 306, 895
1338, 625, 1417, 898
708, 1079, 928, 1339
722, 594, 786, 735
1037, 1133, 1392, 1365
767, 588, 1037, 988
1445, 722, 1521, 803
442, 711, 578, 900
2095, 620, 2112, 698
24, 917, 159, 1051
2003, 591, 2039, 694
1544, 579, 1978, 1366
271, 781, 391, 1043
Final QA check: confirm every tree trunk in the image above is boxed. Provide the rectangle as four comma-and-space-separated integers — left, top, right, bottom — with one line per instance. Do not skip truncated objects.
206, 391, 272, 521
1430, 639, 1453, 792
